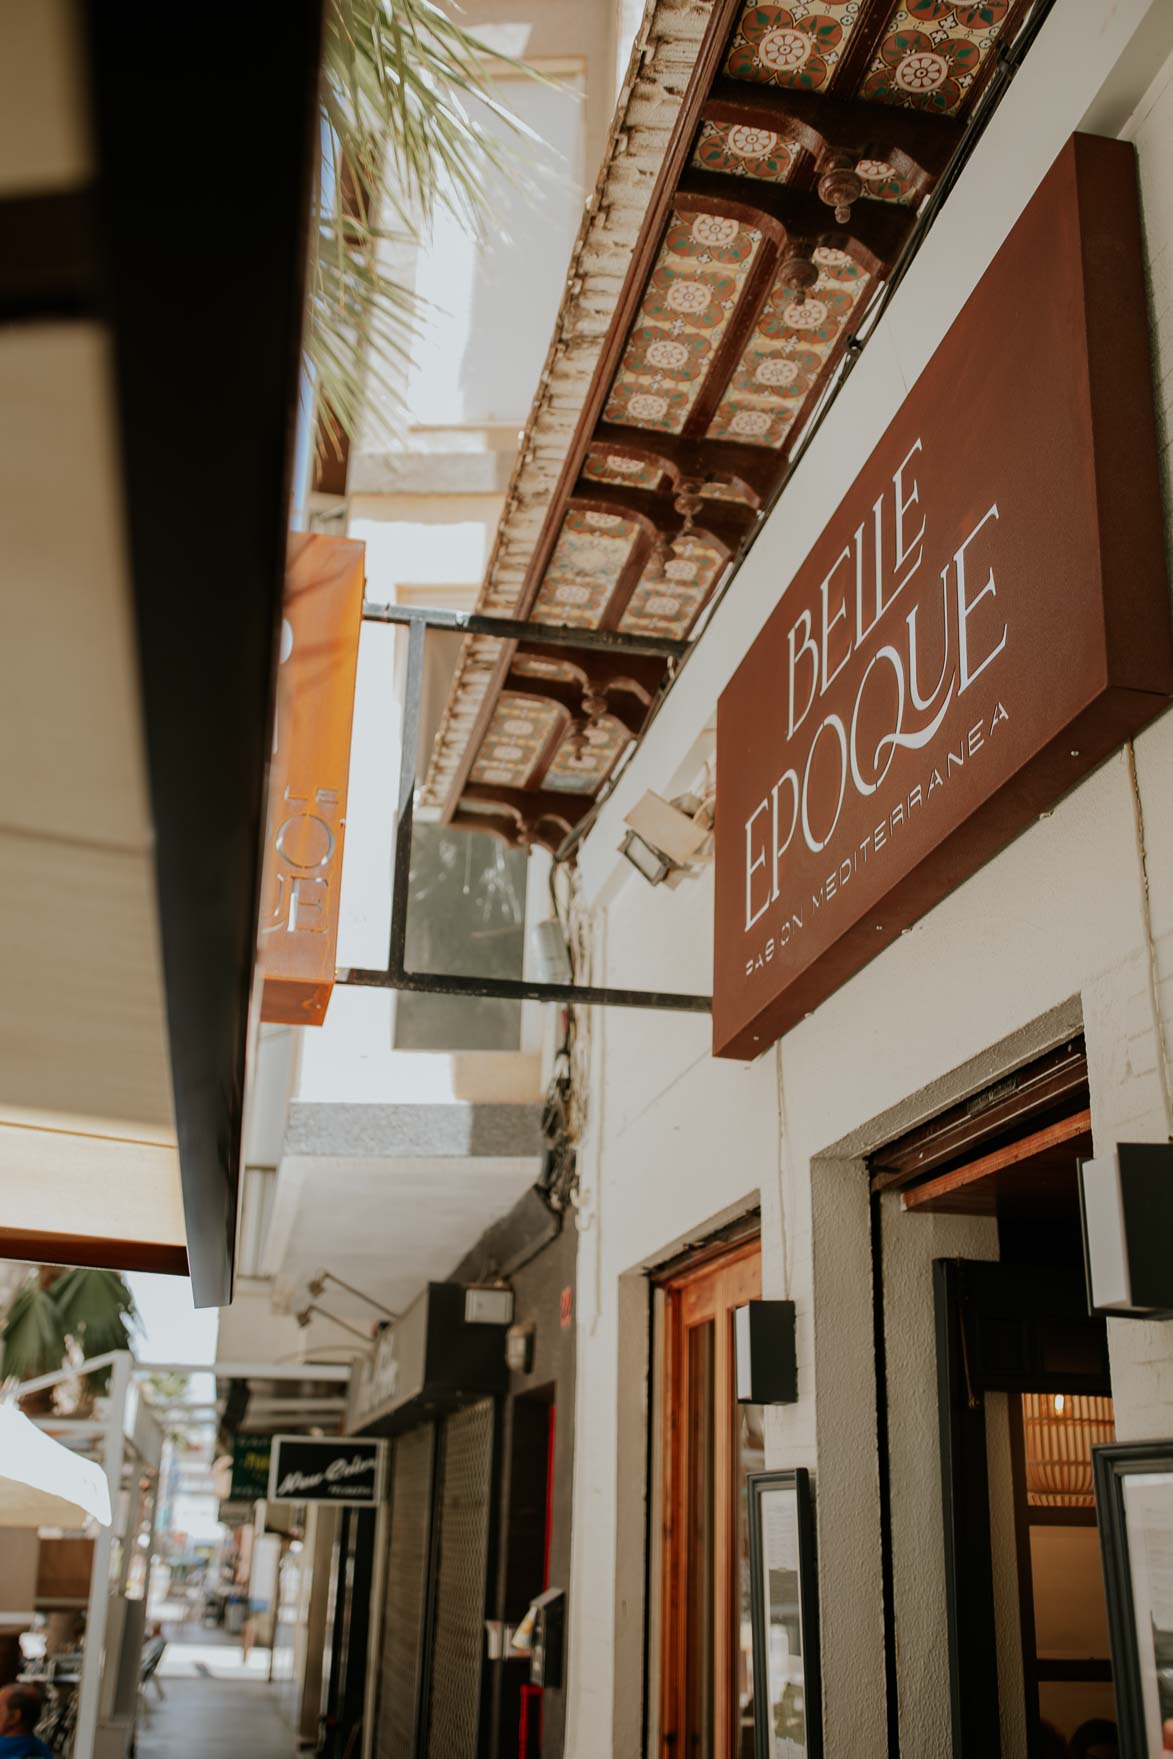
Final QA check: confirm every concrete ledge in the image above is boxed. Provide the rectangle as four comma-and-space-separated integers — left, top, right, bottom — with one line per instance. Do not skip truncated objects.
285, 1100, 544, 1160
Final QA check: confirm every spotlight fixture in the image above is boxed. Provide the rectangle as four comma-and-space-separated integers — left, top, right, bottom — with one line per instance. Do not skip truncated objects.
619, 827, 675, 886
620, 789, 714, 887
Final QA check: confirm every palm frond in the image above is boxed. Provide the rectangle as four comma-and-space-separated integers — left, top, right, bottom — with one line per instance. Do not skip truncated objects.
309, 0, 553, 450
0, 1278, 68, 1385
52, 1269, 139, 1356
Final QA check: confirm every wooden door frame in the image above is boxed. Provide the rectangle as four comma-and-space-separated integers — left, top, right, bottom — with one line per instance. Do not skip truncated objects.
658, 1236, 761, 1757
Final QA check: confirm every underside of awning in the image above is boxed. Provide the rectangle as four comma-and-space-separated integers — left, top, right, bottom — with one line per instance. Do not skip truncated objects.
0, 5, 322, 1304
423, 0, 1050, 855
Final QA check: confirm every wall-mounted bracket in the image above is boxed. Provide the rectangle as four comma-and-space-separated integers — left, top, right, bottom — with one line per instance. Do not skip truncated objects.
336, 604, 713, 1015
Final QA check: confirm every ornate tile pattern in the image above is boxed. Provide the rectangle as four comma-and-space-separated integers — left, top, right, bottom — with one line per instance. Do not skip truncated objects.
700, 479, 758, 506
510, 654, 580, 684
619, 534, 727, 637
692, 119, 801, 182
603, 209, 764, 435
544, 715, 629, 792
530, 508, 643, 628
692, 119, 919, 206
707, 245, 870, 447
582, 453, 667, 492
860, 0, 1014, 114
469, 692, 565, 789
725, 3, 869, 93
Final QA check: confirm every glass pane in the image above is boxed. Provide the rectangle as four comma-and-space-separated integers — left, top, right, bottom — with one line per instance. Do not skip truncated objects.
393, 823, 527, 1051
736, 1400, 766, 1758
687, 1322, 716, 1759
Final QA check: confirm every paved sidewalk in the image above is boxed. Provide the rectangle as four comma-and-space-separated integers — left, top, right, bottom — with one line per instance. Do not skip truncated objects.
134, 1633, 299, 1758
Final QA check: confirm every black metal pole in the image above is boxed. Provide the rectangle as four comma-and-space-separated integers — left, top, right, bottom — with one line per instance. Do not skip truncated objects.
361, 599, 688, 661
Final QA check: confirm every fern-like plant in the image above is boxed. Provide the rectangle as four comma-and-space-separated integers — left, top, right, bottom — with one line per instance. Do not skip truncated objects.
0, 1268, 139, 1407
311, 0, 543, 449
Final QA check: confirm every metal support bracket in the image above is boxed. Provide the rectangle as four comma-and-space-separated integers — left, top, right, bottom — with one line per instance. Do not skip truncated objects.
337, 603, 712, 1015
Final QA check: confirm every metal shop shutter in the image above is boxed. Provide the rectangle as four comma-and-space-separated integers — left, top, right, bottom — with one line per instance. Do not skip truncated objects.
376, 1426, 434, 1759
426, 1399, 496, 1759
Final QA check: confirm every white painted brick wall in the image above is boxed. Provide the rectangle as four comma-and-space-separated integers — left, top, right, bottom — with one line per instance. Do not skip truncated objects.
562, 10, 1173, 1756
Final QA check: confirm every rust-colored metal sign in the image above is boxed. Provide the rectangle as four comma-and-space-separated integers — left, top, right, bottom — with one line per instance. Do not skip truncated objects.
714, 136, 1172, 1059
258, 533, 364, 1026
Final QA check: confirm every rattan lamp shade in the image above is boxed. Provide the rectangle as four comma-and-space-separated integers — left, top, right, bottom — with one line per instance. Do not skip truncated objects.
1022, 1393, 1115, 1507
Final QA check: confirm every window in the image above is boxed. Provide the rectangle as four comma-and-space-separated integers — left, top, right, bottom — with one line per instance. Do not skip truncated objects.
392, 822, 528, 1052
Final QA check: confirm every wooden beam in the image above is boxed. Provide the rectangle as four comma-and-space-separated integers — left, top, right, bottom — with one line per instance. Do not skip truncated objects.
901, 1111, 1093, 1214
678, 169, 915, 273
570, 482, 747, 551
515, 645, 666, 702
462, 784, 594, 836
592, 424, 781, 501
703, 76, 961, 184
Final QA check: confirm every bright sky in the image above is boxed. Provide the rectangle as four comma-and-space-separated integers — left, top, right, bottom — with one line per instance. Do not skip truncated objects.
128, 1271, 218, 1368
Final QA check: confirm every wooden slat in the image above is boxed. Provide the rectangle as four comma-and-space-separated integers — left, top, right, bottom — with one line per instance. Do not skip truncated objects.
900, 1110, 1092, 1213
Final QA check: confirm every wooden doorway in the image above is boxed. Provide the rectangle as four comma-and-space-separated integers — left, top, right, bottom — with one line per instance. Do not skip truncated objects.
658, 1235, 763, 1759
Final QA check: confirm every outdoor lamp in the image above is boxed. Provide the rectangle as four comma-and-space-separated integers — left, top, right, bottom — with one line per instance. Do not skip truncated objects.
1079, 1143, 1173, 1318
619, 828, 674, 886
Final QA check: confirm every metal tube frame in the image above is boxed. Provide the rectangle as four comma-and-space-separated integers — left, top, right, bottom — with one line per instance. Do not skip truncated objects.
338, 604, 712, 1014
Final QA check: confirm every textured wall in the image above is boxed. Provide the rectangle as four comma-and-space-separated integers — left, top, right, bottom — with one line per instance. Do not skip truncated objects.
562, 7, 1173, 1758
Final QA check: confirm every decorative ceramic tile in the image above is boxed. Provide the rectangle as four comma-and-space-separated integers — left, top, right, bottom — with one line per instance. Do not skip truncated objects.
693, 119, 919, 206
700, 478, 758, 506
511, 654, 580, 684
531, 508, 643, 629
619, 534, 727, 637
603, 209, 764, 435
856, 157, 920, 203
725, 3, 868, 93
470, 692, 565, 789
692, 119, 800, 182
859, 0, 1013, 114
583, 453, 666, 492
707, 245, 870, 447
544, 715, 630, 792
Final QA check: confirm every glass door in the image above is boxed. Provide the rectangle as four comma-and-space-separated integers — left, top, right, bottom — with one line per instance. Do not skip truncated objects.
659, 1238, 763, 1759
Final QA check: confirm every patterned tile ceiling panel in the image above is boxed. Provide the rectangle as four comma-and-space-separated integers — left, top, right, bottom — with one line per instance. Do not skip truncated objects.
544, 714, 630, 793
700, 478, 758, 506
602, 209, 765, 435
692, 118, 919, 204
619, 535, 728, 638
693, 118, 802, 183
583, 453, 667, 492
510, 653, 580, 684
859, 2, 1014, 113
707, 246, 870, 446
530, 509, 643, 628
724, 1, 1019, 115
469, 692, 565, 790
423, 0, 1048, 843
725, 3, 866, 91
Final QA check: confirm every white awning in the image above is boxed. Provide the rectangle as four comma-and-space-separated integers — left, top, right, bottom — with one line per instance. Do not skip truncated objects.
0, 1405, 111, 1530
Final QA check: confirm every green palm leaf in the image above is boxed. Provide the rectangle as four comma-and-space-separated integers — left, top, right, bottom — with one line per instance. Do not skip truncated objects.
310, 0, 548, 450
0, 1279, 68, 1385
51, 1269, 139, 1393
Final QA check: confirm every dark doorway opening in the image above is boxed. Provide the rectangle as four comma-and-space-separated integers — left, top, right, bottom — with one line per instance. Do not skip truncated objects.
872, 1039, 1119, 1759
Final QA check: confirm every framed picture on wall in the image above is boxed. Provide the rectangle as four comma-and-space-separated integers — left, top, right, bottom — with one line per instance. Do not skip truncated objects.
1094, 1440, 1173, 1755
747, 1468, 822, 1759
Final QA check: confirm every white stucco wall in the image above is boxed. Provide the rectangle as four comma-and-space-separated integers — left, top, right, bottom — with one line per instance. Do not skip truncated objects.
562, 4, 1173, 1754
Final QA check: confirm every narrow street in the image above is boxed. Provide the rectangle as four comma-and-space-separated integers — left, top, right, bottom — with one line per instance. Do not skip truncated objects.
135, 1627, 298, 1759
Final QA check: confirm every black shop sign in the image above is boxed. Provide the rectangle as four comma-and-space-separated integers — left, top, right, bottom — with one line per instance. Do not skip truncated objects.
266, 1435, 387, 1507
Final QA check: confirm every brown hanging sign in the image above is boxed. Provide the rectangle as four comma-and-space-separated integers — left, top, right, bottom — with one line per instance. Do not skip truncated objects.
258, 533, 365, 1026
713, 135, 1172, 1059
